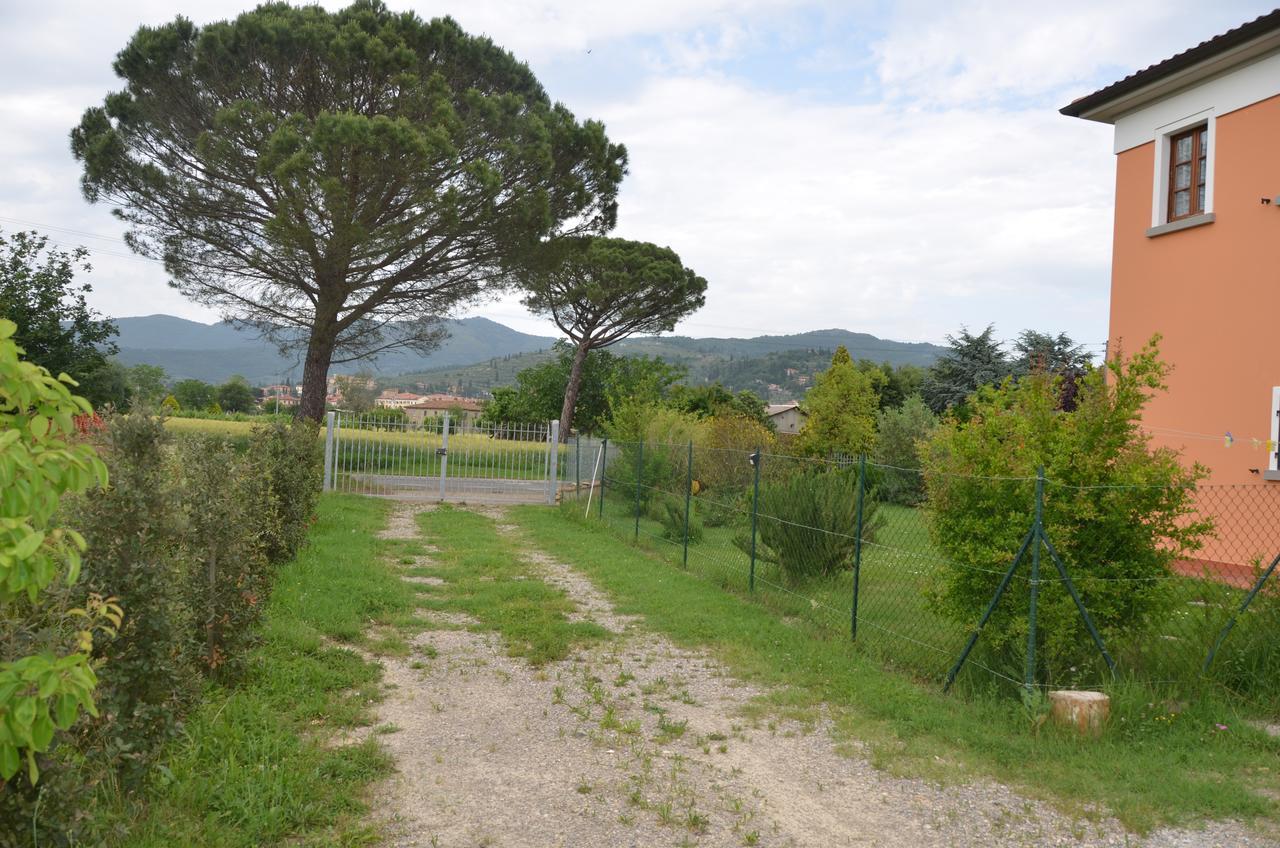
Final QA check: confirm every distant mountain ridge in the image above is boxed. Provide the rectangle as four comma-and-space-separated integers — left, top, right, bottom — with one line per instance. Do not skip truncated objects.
614, 329, 943, 366
393, 327, 947, 401
110, 314, 555, 384
109, 315, 947, 391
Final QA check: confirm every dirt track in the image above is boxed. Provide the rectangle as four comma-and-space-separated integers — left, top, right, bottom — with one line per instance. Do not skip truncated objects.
364, 504, 1273, 848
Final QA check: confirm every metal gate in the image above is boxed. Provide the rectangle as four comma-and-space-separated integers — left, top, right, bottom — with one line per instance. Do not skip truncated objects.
321, 411, 563, 504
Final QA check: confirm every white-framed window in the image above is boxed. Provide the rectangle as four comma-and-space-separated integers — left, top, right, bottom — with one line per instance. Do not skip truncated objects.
1271, 387, 1280, 474
1151, 111, 1215, 227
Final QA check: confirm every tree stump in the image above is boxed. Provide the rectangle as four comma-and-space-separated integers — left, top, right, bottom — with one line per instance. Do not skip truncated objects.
1049, 690, 1110, 736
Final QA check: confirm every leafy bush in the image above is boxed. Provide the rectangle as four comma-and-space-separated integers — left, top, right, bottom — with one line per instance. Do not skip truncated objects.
696, 414, 774, 496
921, 339, 1209, 683
658, 494, 704, 544
248, 420, 322, 565
606, 402, 703, 509
794, 346, 878, 458
873, 395, 936, 505
737, 467, 882, 584
68, 410, 199, 786
0, 319, 113, 783
176, 435, 270, 677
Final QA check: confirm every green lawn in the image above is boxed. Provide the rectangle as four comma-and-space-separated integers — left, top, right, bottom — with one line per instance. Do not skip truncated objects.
99, 494, 420, 847
512, 503, 1280, 834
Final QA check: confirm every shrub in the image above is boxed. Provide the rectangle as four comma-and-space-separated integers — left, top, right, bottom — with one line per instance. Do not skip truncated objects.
67, 410, 199, 786
872, 395, 936, 505
248, 420, 323, 565
658, 494, 704, 544
696, 414, 775, 496
737, 467, 882, 584
606, 402, 703, 509
921, 339, 1209, 683
0, 318, 113, 797
794, 345, 878, 458
175, 435, 270, 677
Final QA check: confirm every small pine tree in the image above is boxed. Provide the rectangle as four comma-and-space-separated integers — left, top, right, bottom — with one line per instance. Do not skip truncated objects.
795, 346, 878, 458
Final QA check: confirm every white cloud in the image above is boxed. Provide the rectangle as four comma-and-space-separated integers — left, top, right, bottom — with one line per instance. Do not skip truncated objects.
5, 0, 1268, 348
588, 75, 1115, 343
872, 0, 1275, 106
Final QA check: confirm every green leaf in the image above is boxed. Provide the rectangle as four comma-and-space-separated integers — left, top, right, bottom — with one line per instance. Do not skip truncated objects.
30, 712, 54, 751
54, 694, 79, 728
12, 529, 44, 560
0, 742, 18, 780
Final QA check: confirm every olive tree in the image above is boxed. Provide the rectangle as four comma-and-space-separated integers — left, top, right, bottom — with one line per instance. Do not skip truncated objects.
521, 237, 706, 438
72, 1, 626, 419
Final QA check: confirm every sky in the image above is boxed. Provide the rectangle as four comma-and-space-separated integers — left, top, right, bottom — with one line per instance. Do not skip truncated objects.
0, 0, 1274, 352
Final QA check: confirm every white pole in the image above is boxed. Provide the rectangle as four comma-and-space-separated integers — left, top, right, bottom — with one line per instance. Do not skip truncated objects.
439, 412, 450, 501
547, 420, 560, 505
584, 442, 603, 518
322, 410, 336, 491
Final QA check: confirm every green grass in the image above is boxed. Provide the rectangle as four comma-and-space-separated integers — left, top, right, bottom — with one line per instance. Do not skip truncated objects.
100, 494, 421, 847
412, 505, 609, 664
589, 487, 1280, 703
509, 504, 1280, 834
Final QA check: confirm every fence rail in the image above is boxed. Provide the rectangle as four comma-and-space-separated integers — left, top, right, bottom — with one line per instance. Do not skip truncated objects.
567, 437, 1280, 704
323, 411, 569, 504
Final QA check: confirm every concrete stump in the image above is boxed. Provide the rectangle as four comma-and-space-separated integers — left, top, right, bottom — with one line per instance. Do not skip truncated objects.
1048, 690, 1110, 736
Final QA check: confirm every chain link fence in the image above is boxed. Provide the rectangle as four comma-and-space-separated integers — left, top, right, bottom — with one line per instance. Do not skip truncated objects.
559, 437, 1280, 707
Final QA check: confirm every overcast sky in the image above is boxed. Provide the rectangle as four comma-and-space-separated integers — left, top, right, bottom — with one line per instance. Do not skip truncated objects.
0, 0, 1273, 350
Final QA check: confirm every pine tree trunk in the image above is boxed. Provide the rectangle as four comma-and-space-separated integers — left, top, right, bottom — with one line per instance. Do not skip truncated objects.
298, 322, 337, 422
558, 342, 590, 442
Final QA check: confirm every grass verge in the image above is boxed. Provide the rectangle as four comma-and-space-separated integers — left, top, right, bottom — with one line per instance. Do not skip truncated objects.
101, 494, 420, 847
510, 505, 1280, 834
412, 505, 609, 664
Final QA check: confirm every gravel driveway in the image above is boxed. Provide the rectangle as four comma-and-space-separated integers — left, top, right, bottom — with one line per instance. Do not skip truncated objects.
364, 504, 1275, 848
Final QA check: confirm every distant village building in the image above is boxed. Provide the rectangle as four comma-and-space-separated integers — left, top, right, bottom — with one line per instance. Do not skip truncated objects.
403, 395, 484, 427
375, 391, 427, 409
766, 402, 806, 436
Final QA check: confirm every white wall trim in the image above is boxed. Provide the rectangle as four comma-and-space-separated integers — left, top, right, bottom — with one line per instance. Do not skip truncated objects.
1271, 387, 1280, 473
1113, 47, 1280, 154
1149, 110, 1215, 227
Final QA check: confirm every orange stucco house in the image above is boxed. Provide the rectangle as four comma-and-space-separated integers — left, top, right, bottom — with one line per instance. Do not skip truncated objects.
1063, 11, 1280, 570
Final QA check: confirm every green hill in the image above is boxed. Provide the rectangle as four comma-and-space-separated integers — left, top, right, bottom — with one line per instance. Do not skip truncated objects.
387, 328, 945, 401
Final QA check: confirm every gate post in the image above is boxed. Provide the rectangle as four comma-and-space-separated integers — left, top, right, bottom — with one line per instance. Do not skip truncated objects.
851, 453, 866, 640
1025, 466, 1045, 693
749, 448, 761, 592
323, 411, 336, 492
682, 440, 694, 568
438, 413, 450, 502
547, 420, 560, 504
599, 439, 608, 518
634, 441, 644, 540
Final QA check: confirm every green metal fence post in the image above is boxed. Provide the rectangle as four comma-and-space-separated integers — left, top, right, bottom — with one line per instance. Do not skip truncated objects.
749, 448, 761, 592
851, 454, 866, 640
943, 527, 1036, 692
682, 440, 694, 568
634, 440, 643, 541
1041, 533, 1116, 672
599, 438, 608, 519
1203, 550, 1280, 673
1025, 466, 1045, 693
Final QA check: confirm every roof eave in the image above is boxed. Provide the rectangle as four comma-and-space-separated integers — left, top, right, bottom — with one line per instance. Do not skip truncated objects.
1062, 27, 1280, 124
